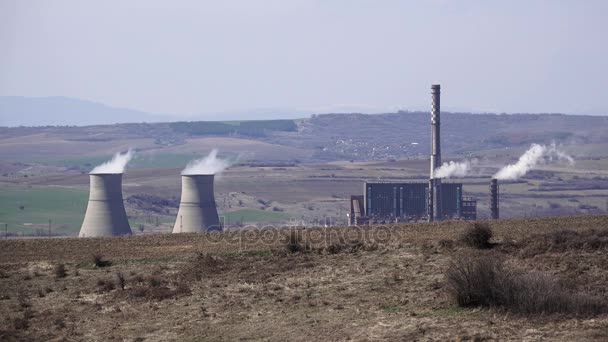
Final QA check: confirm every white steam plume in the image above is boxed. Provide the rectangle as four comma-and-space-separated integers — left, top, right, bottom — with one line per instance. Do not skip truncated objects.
493, 143, 574, 181
435, 159, 477, 179
90, 149, 135, 174
182, 149, 231, 175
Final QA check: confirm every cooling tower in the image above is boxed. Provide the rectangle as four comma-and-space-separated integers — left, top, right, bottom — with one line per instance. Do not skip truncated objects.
79, 173, 132, 237
173, 175, 221, 233
490, 179, 500, 220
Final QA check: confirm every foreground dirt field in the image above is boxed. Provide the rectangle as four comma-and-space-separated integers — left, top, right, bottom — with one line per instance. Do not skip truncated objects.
1, 216, 608, 341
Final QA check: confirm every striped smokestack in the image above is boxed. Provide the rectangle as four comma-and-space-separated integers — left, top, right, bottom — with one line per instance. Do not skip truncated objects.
429, 84, 442, 221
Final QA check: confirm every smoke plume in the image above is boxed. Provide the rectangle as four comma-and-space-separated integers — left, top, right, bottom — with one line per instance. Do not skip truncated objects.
435, 159, 476, 179
90, 149, 135, 174
182, 149, 231, 175
493, 143, 574, 181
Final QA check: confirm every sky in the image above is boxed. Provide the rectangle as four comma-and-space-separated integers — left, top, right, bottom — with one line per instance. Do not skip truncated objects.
1, 0, 607, 120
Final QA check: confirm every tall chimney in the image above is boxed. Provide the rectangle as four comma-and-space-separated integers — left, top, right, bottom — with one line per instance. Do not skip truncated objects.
79, 173, 132, 237
173, 175, 221, 233
430, 84, 443, 221
490, 179, 499, 219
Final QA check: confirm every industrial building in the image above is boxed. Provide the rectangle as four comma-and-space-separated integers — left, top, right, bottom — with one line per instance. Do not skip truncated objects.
348, 84, 478, 225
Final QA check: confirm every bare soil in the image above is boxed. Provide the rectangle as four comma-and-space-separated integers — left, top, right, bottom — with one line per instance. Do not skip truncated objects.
2, 216, 608, 341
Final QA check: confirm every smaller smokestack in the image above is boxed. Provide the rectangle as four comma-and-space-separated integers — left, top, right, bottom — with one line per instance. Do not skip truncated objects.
173, 175, 221, 233
427, 179, 434, 222
490, 179, 499, 220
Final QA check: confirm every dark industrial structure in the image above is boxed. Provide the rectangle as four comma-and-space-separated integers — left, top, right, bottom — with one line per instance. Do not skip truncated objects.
347, 84, 478, 225
490, 178, 499, 220
355, 181, 473, 223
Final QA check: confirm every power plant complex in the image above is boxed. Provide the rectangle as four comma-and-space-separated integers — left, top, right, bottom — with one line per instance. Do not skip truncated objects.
77, 84, 499, 237
349, 84, 485, 225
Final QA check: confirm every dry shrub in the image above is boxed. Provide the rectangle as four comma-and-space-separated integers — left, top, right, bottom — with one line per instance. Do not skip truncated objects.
0, 269, 9, 279
96, 278, 116, 293
438, 239, 454, 249
92, 254, 111, 268
286, 230, 310, 253
54, 263, 67, 279
13, 308, 33, 330
179, 253, 226, 282
326, 243, 345, 255
116, 272, 126, 290
459, 222, 493, 249
129, 283, 190, 301
446, 253, 608, 315
522, 229, 608, 257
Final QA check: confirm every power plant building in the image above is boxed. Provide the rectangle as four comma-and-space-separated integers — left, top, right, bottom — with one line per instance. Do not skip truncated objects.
360, 181, 473, 222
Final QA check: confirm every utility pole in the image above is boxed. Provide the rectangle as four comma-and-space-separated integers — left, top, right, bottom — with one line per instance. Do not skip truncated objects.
180, 215, 183, 233
4, 223, 7, 239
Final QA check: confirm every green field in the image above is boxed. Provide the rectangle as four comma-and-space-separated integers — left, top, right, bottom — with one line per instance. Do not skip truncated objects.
0, 186, 293, 236
0, 185, 88, 236
221, 209, 292, 225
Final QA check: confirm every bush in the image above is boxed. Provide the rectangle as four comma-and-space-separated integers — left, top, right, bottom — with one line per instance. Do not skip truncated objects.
460, 223, 493, 249
54, 263, 67, 278
286, 231, 309, 253
116, 272, 126, 290
446, 253, 608, 315
96, 278, 116, 293
92, 254, 111, 268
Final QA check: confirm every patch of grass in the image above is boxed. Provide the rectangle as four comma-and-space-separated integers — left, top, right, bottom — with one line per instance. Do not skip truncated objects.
0, 185, 88, 236
380, 303, 401, 313
222, 209, 291, 224
459, 222, 493, 249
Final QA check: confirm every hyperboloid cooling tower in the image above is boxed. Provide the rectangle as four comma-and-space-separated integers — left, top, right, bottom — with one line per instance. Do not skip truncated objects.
173, 174, 221, 233
79, 173, 132, 237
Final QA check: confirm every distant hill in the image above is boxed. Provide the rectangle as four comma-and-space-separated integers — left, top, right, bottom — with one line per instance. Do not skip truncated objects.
0, 96, 170, 127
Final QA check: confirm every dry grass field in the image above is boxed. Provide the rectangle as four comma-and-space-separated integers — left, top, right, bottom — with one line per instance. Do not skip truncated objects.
2, 216, 608, 341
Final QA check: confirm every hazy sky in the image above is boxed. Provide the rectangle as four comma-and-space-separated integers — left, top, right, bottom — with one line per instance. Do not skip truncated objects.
1, 0, 607, 119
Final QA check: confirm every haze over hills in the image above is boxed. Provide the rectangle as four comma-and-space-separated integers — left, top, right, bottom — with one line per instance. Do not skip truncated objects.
0, 96, 172, 127
1, 96, 607, 128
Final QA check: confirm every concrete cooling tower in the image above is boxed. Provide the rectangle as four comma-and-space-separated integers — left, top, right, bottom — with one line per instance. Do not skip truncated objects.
79, 173, 132, 237
173, 175, 221, 233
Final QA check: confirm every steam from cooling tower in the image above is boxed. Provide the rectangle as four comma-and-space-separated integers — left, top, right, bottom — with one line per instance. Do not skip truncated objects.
182, 149, 231, 175
435, 159, 478, 179
493, 143, 574, 181
91, 149, 135, 174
